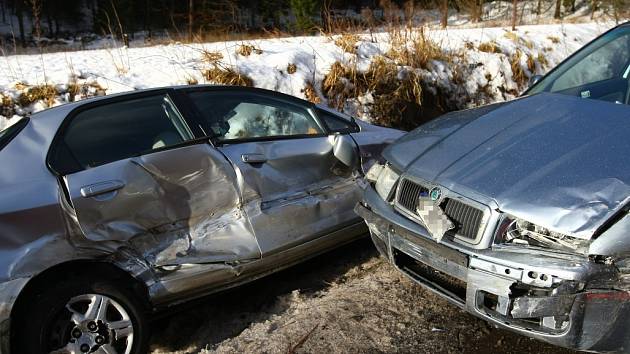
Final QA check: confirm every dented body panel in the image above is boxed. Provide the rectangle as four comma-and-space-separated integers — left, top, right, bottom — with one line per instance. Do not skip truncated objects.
359, 92, 630, 352
0, 85, 404, 352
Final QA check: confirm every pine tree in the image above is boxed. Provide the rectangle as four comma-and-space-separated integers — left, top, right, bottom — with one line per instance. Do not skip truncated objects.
290, 0, 319, 32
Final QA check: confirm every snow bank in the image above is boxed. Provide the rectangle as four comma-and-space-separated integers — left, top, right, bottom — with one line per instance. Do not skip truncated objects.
0, 22, 614, 129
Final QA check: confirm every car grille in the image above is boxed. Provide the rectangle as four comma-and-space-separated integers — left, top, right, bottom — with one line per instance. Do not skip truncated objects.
396, 178, 484, 241
397, 178, 429, 211
442, 198, 484, 240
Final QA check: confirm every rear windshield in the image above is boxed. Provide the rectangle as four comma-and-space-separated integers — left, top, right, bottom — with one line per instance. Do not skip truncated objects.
0, 118, 29, 151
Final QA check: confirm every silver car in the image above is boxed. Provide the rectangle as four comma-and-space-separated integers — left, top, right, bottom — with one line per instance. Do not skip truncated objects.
0, 85, 402, 354
357, 23, 630, 352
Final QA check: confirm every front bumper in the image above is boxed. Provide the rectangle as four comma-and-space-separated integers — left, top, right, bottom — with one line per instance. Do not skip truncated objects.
356, 185, 630, 353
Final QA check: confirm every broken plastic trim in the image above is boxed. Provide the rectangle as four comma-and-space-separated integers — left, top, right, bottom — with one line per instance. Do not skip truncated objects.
495, 214, 591, 254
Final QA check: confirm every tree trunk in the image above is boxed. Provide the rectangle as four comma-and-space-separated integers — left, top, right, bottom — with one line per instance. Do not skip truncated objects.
554, 0, 562, 19
590, 0, 597, 19
440, 0, 448, 28
16, 5, 26, 47
511, 0, 518, 30
188, 0, 193, 42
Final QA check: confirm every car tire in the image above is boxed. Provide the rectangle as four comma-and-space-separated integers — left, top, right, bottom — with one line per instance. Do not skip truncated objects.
12, 275, 149, 354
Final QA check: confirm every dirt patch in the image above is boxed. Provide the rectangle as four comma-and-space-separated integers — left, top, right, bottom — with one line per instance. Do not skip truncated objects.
149, 238, 577, 354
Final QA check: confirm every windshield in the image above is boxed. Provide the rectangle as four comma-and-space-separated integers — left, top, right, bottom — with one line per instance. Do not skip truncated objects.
0, 118, 29, 151
528, 25, 630, 105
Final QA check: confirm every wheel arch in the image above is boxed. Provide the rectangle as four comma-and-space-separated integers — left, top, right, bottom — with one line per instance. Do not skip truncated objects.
10, 259, 153, 329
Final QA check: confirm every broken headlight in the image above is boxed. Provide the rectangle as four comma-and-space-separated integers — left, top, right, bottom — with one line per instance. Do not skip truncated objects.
368, 163, 399, 201
496, 215, 590, 253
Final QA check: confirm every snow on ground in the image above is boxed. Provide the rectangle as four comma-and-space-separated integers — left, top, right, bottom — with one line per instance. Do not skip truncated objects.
0, 21, 615, 132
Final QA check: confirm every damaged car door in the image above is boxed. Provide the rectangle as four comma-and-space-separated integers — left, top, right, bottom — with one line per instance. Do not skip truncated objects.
184, 89, 363, 255
48, 90, 261, 267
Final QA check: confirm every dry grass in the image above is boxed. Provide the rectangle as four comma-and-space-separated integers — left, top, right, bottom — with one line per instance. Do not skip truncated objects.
537, 52, 549, 67
287, 63, 297, 75
547, 36, 561, 44
0, 95, 15, 117
302, 81, 321, 103
334, 33, 361, 54
386, 30, 447, 69
236, 44, 263, 57
526, 53, 536, 73
17, 84, 57, 107
321, 57, 423, 127
478, 41, 502, 54
202, 50, 224, 64
66, 82, 106, 102
504, 31, 534, 49
204, 67, 253, 87
509, 50, 528, 87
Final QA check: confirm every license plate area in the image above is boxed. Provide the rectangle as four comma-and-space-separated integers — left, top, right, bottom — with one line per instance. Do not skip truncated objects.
393, 249, 468, 304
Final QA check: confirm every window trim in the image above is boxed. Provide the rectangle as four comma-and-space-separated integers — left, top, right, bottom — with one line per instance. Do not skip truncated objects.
182, 88, 332, 145
46, 89, 199, 176
314, 107, 360, 134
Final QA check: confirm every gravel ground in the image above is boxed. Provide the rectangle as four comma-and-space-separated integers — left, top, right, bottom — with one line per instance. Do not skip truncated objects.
149, 237, 577, 354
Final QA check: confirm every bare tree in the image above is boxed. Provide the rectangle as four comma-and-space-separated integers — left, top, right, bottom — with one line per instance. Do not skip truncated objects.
188, 0, 193, 42
512, 0, 518, 30
590, 0, 598, 19
554, 0, 562, 18
440, 0, 448, 28
29, 0, 42, 40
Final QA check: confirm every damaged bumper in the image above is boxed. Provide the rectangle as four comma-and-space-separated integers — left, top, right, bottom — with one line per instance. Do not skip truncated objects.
356, 186, 630, 353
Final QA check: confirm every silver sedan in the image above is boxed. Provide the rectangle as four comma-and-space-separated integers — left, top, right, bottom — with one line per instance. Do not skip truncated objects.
357, 22, 630, 353
0, 85, 403, 354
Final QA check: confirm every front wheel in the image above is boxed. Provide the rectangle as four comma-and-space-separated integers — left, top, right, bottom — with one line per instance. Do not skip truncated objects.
13, 277, 149, 354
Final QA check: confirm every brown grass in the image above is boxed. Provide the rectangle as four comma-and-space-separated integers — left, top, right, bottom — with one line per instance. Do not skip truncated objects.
17, 85, 57, 107
204, 67, 253, 86
202, 50, 224, 64
287, 63, 297, 74
0, 95, 15, 117
537, 52, 549, 67
504, 31, 533, 49
386, 29, 447, 69
236, 44, 263, 56
526, 53, 536, 73
334, 33, 361, 54
302, 81, 321, 103
509, 50, 527, 87
66, 82, 106, 102
547, 36, 561, 44
321, 57, 423, 127
478, 41, 502, 54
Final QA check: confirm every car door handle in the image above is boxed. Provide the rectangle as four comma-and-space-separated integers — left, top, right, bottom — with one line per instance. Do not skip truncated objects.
80, 180, 125, 198
241, 153, 267, 164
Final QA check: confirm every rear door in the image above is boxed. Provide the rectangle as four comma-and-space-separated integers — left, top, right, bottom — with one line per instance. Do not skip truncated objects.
184, 89, 362, 255
48, 91, 261, 267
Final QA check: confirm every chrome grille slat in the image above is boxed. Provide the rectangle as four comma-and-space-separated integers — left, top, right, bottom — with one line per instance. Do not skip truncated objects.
396, 178, 484, 242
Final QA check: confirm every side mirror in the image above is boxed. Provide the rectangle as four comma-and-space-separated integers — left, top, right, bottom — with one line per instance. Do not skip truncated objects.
330, 134, 359, 170
529, 75, 543, 88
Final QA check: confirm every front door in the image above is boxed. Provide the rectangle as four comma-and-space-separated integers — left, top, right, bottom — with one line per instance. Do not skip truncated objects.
48, 92, 261, 266
184, 89, 362, 255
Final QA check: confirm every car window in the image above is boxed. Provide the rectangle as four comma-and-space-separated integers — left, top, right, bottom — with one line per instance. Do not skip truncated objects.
529, 27, 630, 104
317, 109, 359, 133
187, 92, 324, 141
551, 34, 630, 92
52, 94, 193, 173
0, 118, 28, 151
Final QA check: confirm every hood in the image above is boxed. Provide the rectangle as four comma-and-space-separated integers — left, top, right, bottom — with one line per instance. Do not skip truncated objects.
385, 93, 630, 239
